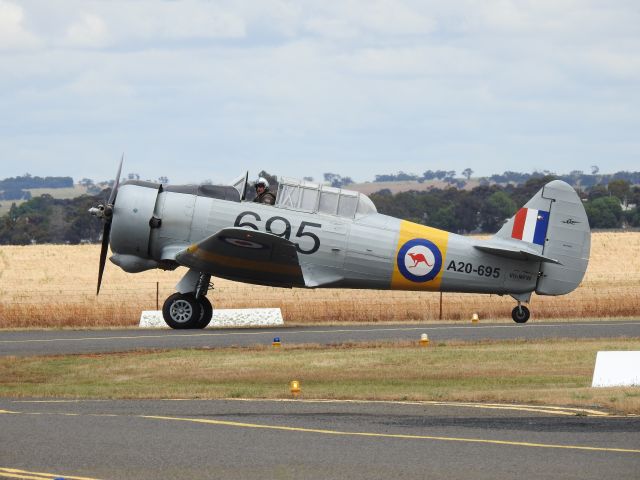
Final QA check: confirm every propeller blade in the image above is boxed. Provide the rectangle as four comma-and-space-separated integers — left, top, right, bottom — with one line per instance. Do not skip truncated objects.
108, 154, 124, 206
97, 221, 112, 295
96, 155, 123, 295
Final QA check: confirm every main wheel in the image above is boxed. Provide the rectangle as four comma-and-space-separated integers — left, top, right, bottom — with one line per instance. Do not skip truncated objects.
197, 296, 213, 329
162, 293, 202, 329
511, 305, 530, 324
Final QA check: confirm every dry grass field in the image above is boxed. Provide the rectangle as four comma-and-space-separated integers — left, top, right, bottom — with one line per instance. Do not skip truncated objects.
0, 232, 639, 328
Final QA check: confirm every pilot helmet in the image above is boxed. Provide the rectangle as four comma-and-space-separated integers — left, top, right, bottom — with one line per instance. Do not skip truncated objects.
255, 177, 269, 190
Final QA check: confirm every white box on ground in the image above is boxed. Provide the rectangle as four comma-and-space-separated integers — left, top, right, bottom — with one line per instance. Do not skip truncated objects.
139, 308, 284, 329
591, 351, 640, 387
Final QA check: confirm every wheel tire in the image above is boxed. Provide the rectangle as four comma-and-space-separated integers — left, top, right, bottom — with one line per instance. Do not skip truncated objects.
197, 296, 213, 329
162, 292, 202, 329
511, 305, 530, 324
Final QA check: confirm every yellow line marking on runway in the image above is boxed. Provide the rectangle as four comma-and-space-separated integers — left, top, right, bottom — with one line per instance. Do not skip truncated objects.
190, 397, 612, 417
0, 471, 48, 480
0, 468, 102, 480
1, 322, 637, 345
0, 327, 428, 344
1, 407, 637, 454
11, 400, 110, 404
7, 398, 613, 417
141, 414, 640, 454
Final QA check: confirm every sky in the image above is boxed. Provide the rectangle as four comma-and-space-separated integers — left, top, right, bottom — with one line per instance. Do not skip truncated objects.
1, 0, 639, 185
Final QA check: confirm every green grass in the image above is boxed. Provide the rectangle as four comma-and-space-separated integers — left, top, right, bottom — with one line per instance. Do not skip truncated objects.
1, 338, 639, 414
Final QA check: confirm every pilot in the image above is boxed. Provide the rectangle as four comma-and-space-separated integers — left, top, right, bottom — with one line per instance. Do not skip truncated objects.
253, 177, 276, 205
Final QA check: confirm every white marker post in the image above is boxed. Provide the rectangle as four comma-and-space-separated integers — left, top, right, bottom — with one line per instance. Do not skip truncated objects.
139, 308, 284, 328
591, 351, 640, 387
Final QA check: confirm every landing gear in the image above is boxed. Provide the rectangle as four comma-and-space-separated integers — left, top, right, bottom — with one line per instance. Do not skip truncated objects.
162, 292, 202, 329
197, 296, 213, 329
511, 304, 530, 323
162, 272, 214, 329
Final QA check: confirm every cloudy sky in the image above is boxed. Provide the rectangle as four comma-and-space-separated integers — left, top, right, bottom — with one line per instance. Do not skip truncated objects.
1, 1, 639, 185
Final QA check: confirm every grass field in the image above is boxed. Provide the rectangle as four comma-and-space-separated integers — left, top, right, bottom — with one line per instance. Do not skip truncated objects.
0, 232, 639, 328
1, 338, 638, 414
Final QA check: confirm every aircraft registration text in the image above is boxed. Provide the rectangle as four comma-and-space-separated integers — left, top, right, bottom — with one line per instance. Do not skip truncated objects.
446, 260, 501, 278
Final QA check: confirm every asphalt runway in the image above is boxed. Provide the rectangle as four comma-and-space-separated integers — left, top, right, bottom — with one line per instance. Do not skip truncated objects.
2, 321, 638, 479
0, 321, 639, 356
1, 398, 639, 480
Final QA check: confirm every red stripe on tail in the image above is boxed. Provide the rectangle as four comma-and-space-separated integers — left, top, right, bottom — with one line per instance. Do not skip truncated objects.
511, 208, 527, 240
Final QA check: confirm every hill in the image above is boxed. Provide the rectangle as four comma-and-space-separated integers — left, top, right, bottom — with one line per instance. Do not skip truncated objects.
0, 185, 90, 217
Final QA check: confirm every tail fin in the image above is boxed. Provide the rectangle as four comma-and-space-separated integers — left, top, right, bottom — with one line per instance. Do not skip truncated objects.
494, 180, 591, 295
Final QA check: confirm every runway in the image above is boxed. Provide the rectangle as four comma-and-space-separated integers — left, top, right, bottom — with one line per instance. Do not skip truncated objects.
0, 321, 639, 356
1, 398, 638, 480
2, 321, 638, 479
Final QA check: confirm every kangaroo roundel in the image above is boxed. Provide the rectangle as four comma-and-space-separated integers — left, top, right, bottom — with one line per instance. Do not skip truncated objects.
397, 238, 443, 283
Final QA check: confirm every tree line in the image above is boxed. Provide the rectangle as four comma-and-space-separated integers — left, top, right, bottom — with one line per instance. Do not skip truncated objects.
0, 174, 74, 201
0, 174, 638, 245
369, 176, 640, 233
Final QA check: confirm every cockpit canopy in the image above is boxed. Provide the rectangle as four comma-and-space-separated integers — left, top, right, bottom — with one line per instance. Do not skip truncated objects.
275, 177, 377, 219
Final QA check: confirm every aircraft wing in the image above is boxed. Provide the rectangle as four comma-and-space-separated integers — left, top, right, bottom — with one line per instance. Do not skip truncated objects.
174, 227, 305, 287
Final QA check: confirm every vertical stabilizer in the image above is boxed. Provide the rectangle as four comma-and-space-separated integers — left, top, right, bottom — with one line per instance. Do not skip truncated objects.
494, 180, 590, 295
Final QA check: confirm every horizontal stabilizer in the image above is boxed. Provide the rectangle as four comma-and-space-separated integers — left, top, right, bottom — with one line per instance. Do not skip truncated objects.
474, 244, 561, 265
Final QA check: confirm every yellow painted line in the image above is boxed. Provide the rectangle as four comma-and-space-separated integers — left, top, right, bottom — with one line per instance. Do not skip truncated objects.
0, 471, 49, 480
0, 326, 433, 344
199, 397, 612, 417
2, 407, 637, 455
0, 468, 102, 480
6, 398, 613, 417
141, 414, 640, 454
1, 322, 639, 345
11, 400, 109, 404
0, 472, 49, 480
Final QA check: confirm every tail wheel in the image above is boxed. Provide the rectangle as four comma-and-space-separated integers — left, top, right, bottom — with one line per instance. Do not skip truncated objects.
197, 296, 213, 329
512, 305, 530, 324
162, 293, 202, 329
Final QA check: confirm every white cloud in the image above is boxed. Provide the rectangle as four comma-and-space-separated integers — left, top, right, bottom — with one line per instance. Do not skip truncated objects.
1, 1, 639, 182
64, 13, 109, 48
0, 1, 40, 50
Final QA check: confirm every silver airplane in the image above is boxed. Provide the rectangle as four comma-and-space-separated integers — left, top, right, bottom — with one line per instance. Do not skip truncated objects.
90, 159, 590, 328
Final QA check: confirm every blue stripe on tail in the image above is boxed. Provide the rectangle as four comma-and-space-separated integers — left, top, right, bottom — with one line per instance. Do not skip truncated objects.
532, 210, 550, 246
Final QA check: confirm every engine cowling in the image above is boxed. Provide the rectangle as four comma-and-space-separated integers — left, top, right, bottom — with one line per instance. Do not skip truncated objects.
110, 183, 160, 259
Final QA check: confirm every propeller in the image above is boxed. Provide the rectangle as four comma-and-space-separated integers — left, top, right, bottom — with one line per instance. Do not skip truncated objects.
89, 155, 124, 295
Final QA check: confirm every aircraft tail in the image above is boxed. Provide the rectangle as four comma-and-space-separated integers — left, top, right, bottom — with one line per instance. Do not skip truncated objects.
493, 180, 590, 295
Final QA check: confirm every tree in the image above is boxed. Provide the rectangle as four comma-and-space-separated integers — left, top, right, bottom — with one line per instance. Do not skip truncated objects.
607, 179, 630, 203
79, 178, 94, 187
479, 191, 517, 232
462, 168, 473, 180
588, 185, 608, 201
585, 197, 623, 228
625, 206, 640, 227
323, 173, 355, 188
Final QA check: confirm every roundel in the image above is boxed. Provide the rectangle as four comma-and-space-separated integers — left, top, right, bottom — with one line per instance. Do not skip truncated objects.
220, 236, 266, 249
396, 238, 443, 283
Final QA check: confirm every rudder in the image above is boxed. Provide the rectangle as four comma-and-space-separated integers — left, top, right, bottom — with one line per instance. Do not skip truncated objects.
494, 180, 590, 295
535, 180, 590, 295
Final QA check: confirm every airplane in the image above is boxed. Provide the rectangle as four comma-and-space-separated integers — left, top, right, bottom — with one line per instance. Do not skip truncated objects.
90, 158, 590, 329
